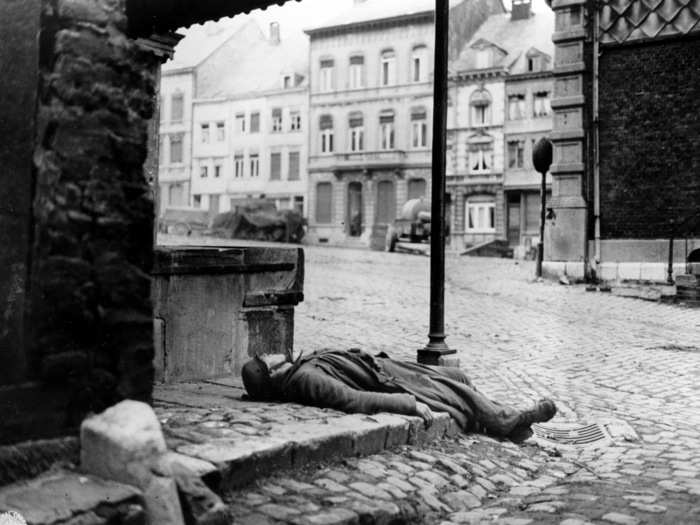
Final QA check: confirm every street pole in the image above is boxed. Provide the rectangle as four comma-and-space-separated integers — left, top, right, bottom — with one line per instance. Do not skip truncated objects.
532, 138, 553, 279
418, 0, 455, 365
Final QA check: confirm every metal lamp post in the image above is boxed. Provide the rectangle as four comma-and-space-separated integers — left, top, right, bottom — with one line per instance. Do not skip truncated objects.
532, 138, 553, 278
418, 0, 456, 365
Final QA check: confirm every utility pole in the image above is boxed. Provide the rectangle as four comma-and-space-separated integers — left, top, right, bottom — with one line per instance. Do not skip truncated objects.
532, 138, 553, 278
418, 0, 455, 365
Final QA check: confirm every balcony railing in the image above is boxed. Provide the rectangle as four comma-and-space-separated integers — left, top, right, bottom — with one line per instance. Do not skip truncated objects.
309, 150, 410, 171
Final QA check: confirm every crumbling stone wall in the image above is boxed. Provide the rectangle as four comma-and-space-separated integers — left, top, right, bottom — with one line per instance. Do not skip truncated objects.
24, 0, 159, 435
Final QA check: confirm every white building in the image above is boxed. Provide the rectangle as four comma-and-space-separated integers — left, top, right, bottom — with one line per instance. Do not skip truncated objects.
305, 0, 502, 248
158, 18, 309, 217
189, 21, 309, 216
447, 0, 554, 252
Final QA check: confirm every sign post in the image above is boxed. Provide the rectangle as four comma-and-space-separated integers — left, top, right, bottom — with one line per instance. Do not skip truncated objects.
532, 138, 553, 278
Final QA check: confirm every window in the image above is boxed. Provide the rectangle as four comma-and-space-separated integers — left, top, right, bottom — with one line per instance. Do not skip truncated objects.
270, 152, 281, 180
407, 178, 426, 200
320, 115, 334, 153
234, 153, 244, 178
214, 164, 222, 178
193, 194, 202, 208
271, 108, 283, 132
249, 153, 259, 177
288, 151, 300, 180
294, 196, 304, 214
283, 75, 292, 89
349, 55, 364, 89
170, 93, 184, 122
348, 112, 364, 152
379, 110, 395, 150
533, 92, 551, 117
508, 94, 526, 120
466, 199, 495, 232
475, 49, 490, 69
235, 113, 245, 134
201, 123, 210, 143
320, 59, 334, 92
411, 107, 428, 148
250, 112, 260, 133
169, 134, 183, 163
412, 45, 428, 82
527, 56, 540, 72
200, 165, 208, 178
470, 146, 492, 173
316, 182, 332, 223
507, 140, 525, 168
380, 50, 396, 86
470, 90, 491, 126
290, 111, 302, 132
216, 121, 225, 141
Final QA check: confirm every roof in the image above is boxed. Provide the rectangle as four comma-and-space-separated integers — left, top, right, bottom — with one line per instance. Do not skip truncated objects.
599, 0, 700, 45
195, 23, 309, 98
451, 1, 554, 75
305, 0, 461, 34
162, 18, 253, 72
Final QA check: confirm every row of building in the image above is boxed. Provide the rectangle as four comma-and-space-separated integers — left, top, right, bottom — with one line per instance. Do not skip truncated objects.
157, 0, 555, 253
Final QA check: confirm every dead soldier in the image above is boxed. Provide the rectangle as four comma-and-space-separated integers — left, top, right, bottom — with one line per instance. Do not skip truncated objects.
241, 348, 556, 438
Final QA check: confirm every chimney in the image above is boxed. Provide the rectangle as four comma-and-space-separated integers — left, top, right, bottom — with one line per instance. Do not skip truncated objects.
511, 0, 531, 20
270, 22, 280, 45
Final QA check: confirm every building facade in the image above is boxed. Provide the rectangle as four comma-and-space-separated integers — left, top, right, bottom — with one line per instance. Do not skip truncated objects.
190, 22, 309, 216
305, 0, 502, 247
545, 0, 700, 282
158, 19, 309, 218
447, 0, 554, 253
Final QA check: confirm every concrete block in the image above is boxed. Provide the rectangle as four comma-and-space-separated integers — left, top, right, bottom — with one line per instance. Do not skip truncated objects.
564, 261, 585, 281
617, 263, 641, 282
144, 475, 186, 525
639, 263, 667, 283
599, 262, 618, 282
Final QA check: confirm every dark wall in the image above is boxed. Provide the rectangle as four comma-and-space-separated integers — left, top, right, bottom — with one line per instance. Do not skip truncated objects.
598, 37, 700, 240
1, 0, 160, 444
0, 0, 41, 385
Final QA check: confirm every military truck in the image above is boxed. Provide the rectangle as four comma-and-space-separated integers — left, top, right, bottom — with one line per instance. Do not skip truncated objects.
386, 198, 433, 252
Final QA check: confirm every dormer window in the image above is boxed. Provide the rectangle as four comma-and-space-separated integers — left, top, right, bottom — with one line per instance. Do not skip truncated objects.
283, 75, 292, 88
475, 48, 490, 69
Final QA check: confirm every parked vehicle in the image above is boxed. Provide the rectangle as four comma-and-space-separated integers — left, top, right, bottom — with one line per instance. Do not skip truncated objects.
159, 207, 211, 236
386, 198, 434, 252
207, 200, 306, 243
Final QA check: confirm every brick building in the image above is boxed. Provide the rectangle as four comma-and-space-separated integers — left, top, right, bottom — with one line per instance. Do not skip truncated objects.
447, 0, 554, 253
304, 0, 503, 248
545, 0, 700, 282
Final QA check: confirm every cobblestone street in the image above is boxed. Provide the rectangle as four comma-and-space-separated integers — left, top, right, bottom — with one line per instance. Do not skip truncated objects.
228, 245, 700, 524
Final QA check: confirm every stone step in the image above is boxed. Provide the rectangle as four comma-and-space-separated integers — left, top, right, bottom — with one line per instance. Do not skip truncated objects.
0, 470, 144, 525
154, 380, 460, 492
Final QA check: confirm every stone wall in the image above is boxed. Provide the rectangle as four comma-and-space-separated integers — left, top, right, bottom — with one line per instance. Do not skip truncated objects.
0, 0, 160, 442
598, 38, 700, 240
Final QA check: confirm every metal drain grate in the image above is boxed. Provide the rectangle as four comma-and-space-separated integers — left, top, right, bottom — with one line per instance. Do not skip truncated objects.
530, 419, 638, 450
532, 422, 609, 447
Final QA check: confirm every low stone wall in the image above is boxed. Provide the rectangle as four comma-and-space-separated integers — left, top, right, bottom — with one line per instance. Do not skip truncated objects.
152, 246, 304, 382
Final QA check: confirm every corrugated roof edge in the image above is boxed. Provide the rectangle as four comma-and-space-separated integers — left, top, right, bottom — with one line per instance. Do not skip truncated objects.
304, 10, 434, 37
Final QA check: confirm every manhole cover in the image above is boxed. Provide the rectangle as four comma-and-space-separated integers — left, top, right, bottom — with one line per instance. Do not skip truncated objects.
530, 419, 637, 450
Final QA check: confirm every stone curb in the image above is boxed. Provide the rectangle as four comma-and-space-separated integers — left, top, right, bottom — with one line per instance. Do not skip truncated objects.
176, 412, 460, 492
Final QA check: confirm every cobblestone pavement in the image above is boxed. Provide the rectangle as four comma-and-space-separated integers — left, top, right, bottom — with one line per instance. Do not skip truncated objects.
225, 246, 700, 524
159, 237, 700, 523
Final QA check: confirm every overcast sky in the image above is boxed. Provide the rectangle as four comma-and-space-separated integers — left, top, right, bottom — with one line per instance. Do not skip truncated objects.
189, 0, 548, 40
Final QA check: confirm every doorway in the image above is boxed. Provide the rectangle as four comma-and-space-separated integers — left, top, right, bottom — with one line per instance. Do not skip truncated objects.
347, 182, 363, 237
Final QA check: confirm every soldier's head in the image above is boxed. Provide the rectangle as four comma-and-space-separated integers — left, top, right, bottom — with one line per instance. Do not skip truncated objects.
241, 355, 275, 400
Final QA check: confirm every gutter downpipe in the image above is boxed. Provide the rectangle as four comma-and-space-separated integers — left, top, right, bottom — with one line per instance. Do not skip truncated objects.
592, 3, 601, 281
